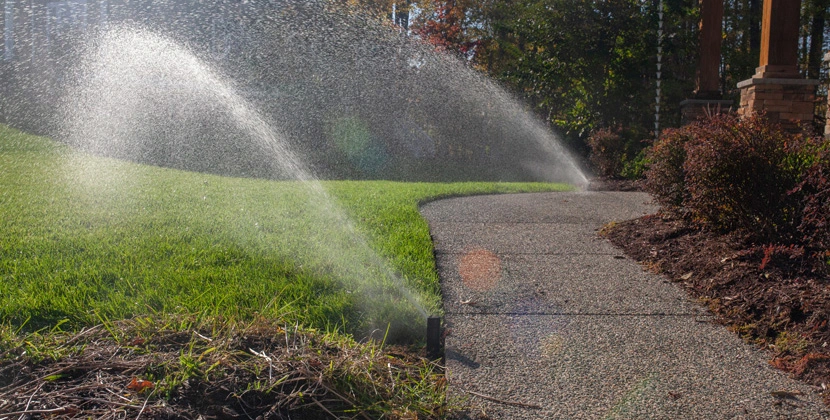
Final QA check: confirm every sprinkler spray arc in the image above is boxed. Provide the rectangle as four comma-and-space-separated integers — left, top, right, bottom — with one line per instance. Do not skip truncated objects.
50, 0, 587, 342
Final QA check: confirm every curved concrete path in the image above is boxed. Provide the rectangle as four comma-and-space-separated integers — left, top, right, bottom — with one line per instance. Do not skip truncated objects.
420, 191, 829, 419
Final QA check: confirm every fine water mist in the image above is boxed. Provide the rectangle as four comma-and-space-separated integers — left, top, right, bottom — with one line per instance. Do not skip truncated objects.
235, 1, 588, 184
62, 26, 434, 341
42, 0, 588, 185
3, 0, 589, 342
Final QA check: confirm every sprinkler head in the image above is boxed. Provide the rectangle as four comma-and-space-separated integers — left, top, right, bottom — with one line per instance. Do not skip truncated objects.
426, 316, 442, 360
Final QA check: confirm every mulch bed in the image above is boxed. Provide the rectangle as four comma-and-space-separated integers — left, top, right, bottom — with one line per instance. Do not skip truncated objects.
586, 178, 641, 192
603, 211, 830, 403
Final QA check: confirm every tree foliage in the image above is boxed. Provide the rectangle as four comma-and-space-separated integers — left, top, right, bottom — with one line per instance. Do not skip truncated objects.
405, 0, 828, 159
411, 0, 481, 59
411, 0, 677, 152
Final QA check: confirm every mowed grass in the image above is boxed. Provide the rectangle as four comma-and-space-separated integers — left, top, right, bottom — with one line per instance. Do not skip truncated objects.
0, 125, 572, 341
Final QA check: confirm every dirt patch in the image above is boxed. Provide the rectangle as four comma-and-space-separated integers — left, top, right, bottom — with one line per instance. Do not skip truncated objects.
587, 177, 642, 192
604, 213, 830, 402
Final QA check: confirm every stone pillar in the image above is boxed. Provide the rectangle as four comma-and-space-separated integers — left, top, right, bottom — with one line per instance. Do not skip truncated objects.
738, 0, 818, 130
680, 0, 732, 124
680, 99, 734, 124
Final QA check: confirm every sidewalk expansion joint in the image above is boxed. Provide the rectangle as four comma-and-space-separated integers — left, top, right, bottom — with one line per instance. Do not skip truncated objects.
430, 221, 595, 225
434, 250, 621, 255
444, 311, 711, 317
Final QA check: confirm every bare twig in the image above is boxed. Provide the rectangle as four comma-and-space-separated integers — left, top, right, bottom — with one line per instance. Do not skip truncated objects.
18, 382, 43, 420
249, 348, 273, 380
194, 331, 213, 342
105, 388, 136, 403
135, 389, 155, 420
0, 379, 30, 396
0, 407, 73, 417
311, 398, 339, 419
463, 389, 542, 409
320, 384, 372, 420
57, 324, 103, 349
387, 362, 395, 392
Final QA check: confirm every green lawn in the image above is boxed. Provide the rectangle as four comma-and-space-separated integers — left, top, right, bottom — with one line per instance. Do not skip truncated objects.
0, 125, 572, 342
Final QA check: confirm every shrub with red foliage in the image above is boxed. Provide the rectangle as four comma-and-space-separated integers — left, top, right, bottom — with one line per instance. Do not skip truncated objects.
681, 114, 801, 241
586, 128, 625, 178
645, 113, 830, 254
758, 243, 806, 271
643, 126, 693, 213
791, 146, 830, 251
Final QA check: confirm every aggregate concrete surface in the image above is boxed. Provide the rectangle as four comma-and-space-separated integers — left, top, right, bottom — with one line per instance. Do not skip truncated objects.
420, 191, 830, 419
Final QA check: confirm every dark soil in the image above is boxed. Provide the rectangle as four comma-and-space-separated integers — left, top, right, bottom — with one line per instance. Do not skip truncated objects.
586, 177, 642, 192
604, 212, 830, 402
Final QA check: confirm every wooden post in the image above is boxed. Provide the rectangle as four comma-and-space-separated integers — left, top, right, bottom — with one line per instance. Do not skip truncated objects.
738, 0, 817, 130
696, 0, 724, 97
757, 0, 800, 77
681, 0, 732, 125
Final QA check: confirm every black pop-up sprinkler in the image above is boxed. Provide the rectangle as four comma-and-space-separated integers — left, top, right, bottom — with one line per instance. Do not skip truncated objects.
426, 316, 442, 360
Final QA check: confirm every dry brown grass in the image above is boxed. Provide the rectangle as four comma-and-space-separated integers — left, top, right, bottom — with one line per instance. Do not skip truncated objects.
0, 316, 456, 419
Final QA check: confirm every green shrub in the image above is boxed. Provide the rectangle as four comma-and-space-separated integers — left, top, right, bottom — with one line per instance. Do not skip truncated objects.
587, 127, 651, 179
620, 148, 649, 180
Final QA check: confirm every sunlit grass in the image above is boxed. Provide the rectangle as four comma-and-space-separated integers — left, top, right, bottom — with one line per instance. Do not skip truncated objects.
0, 125, 572, 341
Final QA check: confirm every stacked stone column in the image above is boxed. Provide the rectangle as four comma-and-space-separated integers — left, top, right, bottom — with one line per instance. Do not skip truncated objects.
737, 0, 818, 130
737, 78, 818, 125
680, 0, 732, 125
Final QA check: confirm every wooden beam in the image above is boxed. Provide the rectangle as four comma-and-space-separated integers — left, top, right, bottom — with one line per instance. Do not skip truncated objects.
697, 0, 724, 97
758, 0, 801, 77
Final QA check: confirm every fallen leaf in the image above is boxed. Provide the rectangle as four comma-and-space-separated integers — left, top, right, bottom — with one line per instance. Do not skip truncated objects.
127, 337, 146, 346
770, 390, 803, 399
127, 377, 154, 393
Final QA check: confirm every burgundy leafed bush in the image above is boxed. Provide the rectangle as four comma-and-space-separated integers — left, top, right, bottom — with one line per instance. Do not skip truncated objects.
791, 146, 830, 251
586, 128, 625, 178
643, 126, 692, 213
645, 113, 830, 248
681, 114, 800, 241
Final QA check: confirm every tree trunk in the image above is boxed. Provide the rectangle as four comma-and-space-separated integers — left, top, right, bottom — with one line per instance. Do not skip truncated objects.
749, 0, 761, 51
807, 0, 828, 79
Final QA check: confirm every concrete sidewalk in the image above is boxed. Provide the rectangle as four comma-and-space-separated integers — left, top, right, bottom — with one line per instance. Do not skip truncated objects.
420, 191, 829, 419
